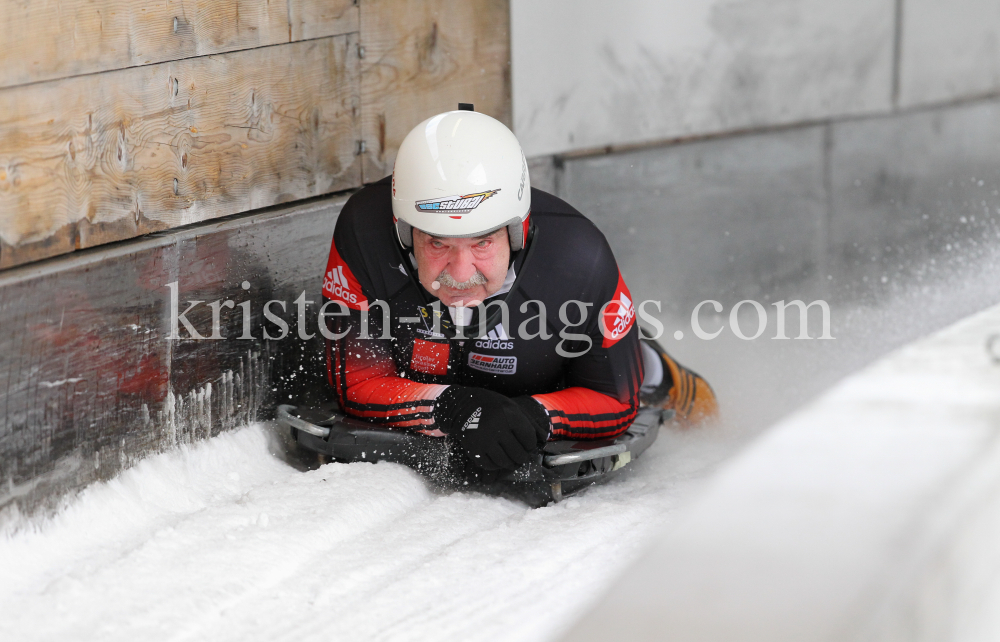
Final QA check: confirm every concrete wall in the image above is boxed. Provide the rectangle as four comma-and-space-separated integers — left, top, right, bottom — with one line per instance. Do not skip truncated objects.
511, 0, 893, 157
535, 97, 1000, 316
899, 0, 1000, 108
512, 0, 1000, 157
513, 1, 1000, 322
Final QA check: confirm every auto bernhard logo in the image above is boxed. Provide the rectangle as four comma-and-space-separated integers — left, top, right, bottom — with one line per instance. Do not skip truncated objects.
415, 190, 500, 216
468, 353, 517, 375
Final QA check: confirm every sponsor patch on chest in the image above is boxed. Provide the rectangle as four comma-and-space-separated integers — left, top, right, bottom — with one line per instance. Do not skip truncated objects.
410, 339, 450, 375
467, 352, 517, 375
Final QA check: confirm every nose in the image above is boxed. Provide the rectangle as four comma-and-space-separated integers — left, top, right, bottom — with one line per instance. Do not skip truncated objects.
446, 246, 477, 283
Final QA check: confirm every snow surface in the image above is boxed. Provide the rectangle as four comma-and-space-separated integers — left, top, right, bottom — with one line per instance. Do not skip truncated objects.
565, 298, 1000, 641
0, 420, 745, 642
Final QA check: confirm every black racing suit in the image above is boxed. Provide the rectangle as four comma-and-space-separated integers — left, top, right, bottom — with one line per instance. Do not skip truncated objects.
321, 176, 644, 440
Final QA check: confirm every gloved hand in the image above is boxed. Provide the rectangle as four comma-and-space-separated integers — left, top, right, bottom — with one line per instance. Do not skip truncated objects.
433, 386, 550, 471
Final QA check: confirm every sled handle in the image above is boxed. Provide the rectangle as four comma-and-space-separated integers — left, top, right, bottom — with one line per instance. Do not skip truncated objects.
277, 404, 331, 438
543, 443, 627, 467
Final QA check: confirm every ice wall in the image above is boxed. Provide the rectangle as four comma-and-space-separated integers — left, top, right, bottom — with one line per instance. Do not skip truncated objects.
0, 197, 345, 519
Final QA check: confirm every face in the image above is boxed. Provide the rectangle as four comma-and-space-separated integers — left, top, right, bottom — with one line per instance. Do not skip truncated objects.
412, 227, 510, 307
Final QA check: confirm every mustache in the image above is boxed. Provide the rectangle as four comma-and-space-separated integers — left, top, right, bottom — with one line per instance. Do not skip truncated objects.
436, 268, 488, 290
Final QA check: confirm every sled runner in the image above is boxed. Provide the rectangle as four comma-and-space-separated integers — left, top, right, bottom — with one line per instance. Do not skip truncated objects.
278, 402, 668, 505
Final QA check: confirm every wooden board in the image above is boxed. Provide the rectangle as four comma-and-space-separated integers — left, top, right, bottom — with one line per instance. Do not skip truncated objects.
0, 35, 361, 268
291, 0, 360, 42
0, 0, 359, 90
359, 0, 511, 182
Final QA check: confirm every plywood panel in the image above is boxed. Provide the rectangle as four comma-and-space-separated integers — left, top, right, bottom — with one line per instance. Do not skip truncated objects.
0, 35, 360, 268
0, 0, 359, 89
360, 0, 511, 181
291, 0, 360, 41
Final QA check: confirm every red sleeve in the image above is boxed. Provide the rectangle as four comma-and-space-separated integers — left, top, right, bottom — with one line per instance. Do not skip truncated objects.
326, 333, 447, 432
323, 218, 448, 432
531, 386, 639, 440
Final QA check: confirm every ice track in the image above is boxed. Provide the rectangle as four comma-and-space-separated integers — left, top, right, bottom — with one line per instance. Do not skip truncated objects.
0, 419, 743, 642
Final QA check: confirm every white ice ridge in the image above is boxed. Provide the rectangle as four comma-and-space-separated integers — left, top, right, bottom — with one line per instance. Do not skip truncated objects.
565, 301, 1000, 642
37, 378, 84, 388
0, 413, 743, 642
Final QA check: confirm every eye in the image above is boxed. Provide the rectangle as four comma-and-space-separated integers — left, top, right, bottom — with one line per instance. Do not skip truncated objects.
477, 240, 490, 248
431, 240, 444, 248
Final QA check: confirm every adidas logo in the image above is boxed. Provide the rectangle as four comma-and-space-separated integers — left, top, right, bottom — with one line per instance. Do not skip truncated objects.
610, 292, 635, 339
461, 407, 482, 431
323, 264, 358, 304
474, 325, 513, 350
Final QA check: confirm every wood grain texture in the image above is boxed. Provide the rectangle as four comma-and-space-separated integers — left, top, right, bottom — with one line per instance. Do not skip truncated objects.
359, 0, 511, 182
0, 0, 359, 89
0, 35, 360, 268
290, 0, 359, 42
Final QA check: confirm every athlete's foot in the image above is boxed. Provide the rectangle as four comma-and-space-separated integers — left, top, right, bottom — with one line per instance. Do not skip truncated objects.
639, 339, 719, 427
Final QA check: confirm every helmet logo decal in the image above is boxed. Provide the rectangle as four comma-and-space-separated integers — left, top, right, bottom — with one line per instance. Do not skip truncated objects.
517, 158, 527, 200
415, 189, 500, 215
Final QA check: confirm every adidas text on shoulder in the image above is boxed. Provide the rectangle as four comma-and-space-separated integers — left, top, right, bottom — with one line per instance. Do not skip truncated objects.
323, 243, 367, 311
600, 272, 636, 348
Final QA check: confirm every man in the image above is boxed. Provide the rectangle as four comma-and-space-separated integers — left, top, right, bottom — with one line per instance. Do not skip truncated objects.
321, 106, 716, 475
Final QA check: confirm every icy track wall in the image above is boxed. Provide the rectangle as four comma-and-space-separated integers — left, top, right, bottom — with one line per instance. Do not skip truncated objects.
564, 302, 1000, 642
514, 0, 1000, 315
0, 197, 347, 519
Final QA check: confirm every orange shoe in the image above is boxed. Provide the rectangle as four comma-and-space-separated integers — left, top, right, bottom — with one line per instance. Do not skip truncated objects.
640, 339, 719, 427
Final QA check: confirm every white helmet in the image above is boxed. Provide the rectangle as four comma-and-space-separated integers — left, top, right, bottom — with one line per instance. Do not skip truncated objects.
391, 105, 531, 251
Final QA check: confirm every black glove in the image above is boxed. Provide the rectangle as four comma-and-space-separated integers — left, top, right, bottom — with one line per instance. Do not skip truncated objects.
433, 386, 551, 471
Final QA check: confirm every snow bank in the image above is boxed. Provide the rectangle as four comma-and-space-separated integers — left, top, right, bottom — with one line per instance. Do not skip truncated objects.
563, 301, 1000, 641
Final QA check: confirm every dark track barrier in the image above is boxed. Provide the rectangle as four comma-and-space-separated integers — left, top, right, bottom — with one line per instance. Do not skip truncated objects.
0, 195, 348, 519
